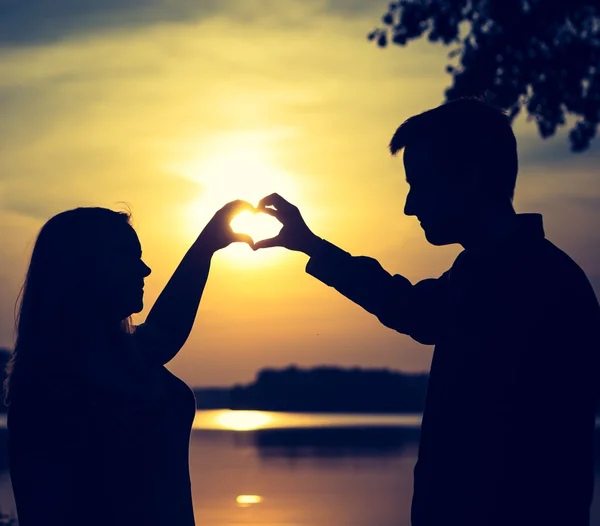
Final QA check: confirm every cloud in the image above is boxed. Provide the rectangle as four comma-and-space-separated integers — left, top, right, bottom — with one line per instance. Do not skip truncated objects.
0, 0, 384, 48
0, 0, 598, 382
517, 126, 600, 170
0, 0, 224, 46
0, 1, 447, 226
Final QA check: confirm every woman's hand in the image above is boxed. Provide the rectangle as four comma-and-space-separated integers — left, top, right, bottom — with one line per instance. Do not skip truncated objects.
198, 200, 256, 253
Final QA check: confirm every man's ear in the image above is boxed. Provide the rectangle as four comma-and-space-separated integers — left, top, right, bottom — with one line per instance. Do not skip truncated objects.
463, 163, 485, 197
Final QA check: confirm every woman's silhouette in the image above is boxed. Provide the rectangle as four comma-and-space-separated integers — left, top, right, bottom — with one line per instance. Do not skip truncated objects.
4, 200, 254, 526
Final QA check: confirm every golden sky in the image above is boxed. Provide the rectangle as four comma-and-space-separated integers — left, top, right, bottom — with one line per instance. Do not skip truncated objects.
1, 0, 599, 386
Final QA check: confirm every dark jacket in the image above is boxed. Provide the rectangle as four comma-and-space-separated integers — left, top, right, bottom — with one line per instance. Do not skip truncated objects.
306, 214, 600, 526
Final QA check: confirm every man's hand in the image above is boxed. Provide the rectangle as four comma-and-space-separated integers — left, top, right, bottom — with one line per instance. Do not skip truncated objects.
199, 200, 255, 252
253, 193, 321, 255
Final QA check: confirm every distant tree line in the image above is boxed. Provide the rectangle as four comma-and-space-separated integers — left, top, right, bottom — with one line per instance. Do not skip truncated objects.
225, 366, 430, 413
0, 355, 427, 414
4, 349, 597, 416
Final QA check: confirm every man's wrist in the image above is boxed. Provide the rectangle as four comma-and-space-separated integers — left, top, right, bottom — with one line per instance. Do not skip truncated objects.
300, 233, 325, 258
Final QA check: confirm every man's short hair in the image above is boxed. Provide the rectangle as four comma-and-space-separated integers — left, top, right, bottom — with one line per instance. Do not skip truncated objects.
390, 98, 519, 201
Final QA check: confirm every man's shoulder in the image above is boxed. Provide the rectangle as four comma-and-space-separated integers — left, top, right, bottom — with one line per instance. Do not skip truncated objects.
535, 238, 589, 282
532, 239, 599, 315
463, 237, 594, 299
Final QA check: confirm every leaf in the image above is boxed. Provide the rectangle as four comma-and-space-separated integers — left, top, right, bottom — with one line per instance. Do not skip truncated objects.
370, 0, 600, 151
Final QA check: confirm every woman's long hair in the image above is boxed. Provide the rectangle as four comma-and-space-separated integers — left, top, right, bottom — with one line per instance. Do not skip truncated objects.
4, 207, 134, 405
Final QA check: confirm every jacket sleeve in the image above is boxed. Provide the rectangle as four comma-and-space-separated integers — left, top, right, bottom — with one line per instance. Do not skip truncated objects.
306, 238, 449, 345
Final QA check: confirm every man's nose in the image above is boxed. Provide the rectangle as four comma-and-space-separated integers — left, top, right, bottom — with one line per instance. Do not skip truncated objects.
404, 192, 417, 217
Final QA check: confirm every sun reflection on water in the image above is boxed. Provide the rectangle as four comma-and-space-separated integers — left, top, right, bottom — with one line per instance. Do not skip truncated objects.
215, 410, 273, 431
193, 410, 423, 431
236, 495, 263, 507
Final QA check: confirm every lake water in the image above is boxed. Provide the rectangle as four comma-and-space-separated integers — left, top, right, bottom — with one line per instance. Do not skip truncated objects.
0, 410, 600, 525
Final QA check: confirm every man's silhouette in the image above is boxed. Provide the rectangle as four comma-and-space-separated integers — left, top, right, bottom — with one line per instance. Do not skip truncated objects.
254, 98, 600, 526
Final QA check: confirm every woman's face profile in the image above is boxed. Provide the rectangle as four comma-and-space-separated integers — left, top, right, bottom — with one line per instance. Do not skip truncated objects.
92, 224, 152, 320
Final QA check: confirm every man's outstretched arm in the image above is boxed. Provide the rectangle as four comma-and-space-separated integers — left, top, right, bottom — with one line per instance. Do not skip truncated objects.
254, 194, 447, 345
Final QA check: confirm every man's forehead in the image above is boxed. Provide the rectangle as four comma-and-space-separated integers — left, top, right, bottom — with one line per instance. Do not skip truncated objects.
403, 142, 441, 171
404, 139, 443, 158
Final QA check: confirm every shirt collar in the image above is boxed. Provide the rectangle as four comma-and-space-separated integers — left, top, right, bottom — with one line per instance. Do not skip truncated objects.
463, 213, 546, 256
513, 213, 545, 240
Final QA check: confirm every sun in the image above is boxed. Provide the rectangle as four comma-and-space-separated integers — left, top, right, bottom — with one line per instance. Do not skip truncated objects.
230, 210, 282, 244
171, 131, 300, 265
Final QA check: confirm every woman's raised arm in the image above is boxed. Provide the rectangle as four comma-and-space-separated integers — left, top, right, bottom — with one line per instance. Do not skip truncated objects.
135, 200, 254, 364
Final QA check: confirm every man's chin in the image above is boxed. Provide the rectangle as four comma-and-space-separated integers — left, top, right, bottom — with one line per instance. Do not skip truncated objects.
423, 228, 454, 247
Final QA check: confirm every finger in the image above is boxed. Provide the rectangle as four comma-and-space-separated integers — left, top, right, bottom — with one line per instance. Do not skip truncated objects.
221, 200, 255, 218
257, 193, 293, 211
258, 206, 282, 220
253, 236, 283, 250
232, 233, 255, 248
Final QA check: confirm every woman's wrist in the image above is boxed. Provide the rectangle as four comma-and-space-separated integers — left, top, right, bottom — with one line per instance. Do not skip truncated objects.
194, 232, 218, 258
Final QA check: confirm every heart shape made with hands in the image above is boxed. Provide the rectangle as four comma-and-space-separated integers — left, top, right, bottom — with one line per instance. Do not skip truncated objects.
230, 209, 283, 243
